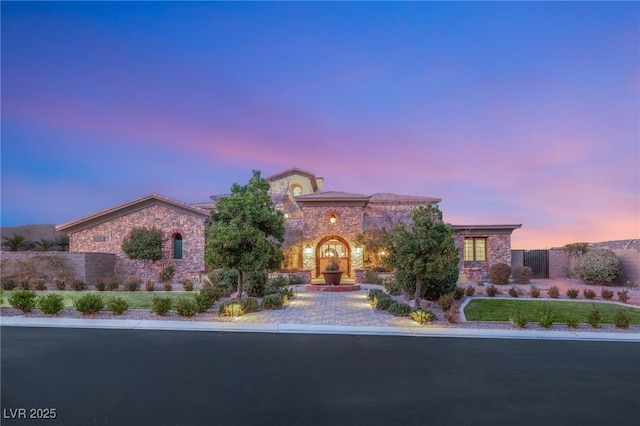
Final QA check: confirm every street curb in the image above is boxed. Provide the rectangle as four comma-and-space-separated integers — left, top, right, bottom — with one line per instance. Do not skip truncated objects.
2, 316, 639, 342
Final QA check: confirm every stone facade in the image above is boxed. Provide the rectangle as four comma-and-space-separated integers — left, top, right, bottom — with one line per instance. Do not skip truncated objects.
454, 231, 514, 279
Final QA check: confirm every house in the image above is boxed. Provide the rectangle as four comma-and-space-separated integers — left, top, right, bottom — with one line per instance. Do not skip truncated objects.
56, 168, 521, 283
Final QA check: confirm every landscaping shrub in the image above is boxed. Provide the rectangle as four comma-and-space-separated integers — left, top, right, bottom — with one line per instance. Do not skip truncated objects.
388, 301, 412, 317
151, 295, 172, 316
538, 306, 553, 329
530, 285, 540, 298
194, 286, 220, 313
512, 266, 532, 284
548, 285, 560, 299
384, 277, 403, 296
565, 312, 580, 329
239, 297, 260, 313
437, 293, 455, 311
508, 286, 519, 298
288, 273, 304, 285
444, 304, 460, 324
374, 294, 393, 311
163, 282, 173, 291
219, 300, 244, 317
410, 309, 436, 324
566, 288, 579, 299
73, 294, 104, 315
158, 265, 175, 284
1, 276, 17, 290
489, 263, 512, 285
175, 297, 197, 317
70, 279, 87, 291
485, 285, 499, 297
181, 279, 194, 291
208, 269, 239, 297
54, 277, 67, 290
37, 293, 64, 315
245, 271, 268, 297
583, 289, 596, 300
145, 280, 155, 292
574, 249, 621, 285
94, 277, 106, 291
586, 304, 602, 328
124, 276, 142, 291
368, 288, 386, 302
509, 308, 527, 328
265, 275, 290, 295
614, 308, 630, 329
105, 275, 121, 291
454, 286, 465, 300
106, 297, 128, 315
364, 270, 383, 285
600, 288, 614, 300
261, 293, 284, 310
617, 290, 629, 303
8, 289, 38, 313
464, 285, 475, 297
395, 267, 459, 301
32, 278, 47, 291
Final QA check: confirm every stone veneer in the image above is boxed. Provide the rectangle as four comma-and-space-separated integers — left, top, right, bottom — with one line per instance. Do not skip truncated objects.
70, 204, 207, 282
454, 233, 513, 278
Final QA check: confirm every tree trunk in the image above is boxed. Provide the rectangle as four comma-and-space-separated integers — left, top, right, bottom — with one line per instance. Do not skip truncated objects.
414, 276, 422, 309
237, 270, 244, 297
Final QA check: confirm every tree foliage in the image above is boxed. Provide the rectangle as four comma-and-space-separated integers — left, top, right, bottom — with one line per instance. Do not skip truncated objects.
2, 233, 30, 251
204, 170, 285, 296
383, 205, 459, 307
121, 227, 164, 281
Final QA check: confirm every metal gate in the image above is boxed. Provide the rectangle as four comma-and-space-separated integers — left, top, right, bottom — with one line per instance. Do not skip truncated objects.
523, 250, 549, 278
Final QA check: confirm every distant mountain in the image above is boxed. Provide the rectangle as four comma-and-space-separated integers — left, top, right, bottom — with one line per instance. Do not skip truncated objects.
1, 224, 67, 243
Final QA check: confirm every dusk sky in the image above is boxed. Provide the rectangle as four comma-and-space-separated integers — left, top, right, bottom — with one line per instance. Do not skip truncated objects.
1, 1, 638, 249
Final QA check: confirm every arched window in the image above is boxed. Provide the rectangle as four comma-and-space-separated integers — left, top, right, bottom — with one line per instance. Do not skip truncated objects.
173, 234, 183, 260
292, 185, 303, 197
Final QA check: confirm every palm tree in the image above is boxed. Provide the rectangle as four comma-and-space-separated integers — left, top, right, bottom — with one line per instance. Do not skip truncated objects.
2, 233, 29, 251
55, 235, 70, 251
34, 239, 55, 252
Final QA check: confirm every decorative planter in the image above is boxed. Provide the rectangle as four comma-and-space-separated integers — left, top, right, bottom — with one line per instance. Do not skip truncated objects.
322, 271, 343, 286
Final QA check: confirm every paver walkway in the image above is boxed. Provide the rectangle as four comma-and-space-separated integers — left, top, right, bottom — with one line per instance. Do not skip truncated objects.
234, 285, 417, 327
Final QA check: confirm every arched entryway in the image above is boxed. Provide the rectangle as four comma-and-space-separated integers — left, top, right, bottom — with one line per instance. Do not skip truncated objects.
316, 235, 350, 277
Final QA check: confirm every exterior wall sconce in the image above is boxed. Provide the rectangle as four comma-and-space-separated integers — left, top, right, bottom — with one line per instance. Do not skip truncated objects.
354, 246, 362, 255
329, 214, 337, 224
304, 244, 313, 255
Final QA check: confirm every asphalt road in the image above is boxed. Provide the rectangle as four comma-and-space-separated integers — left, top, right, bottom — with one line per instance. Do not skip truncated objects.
1, 327, 639, 426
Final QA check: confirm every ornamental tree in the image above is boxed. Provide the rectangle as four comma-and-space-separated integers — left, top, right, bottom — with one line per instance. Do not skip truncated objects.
383, 205, 459, 308
205, 170, 285, 297
121, 227, 164, 282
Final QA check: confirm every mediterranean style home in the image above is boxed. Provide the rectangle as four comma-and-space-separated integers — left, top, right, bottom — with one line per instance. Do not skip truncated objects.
56, 168, 521, 283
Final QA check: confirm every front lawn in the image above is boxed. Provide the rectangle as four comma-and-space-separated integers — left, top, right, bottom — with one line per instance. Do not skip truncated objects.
0, 290, 197, 310
464, 299, 640, 325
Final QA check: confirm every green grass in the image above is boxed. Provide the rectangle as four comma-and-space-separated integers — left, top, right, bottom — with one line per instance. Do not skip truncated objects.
1, 290, 197, 310
464, 299, 640, 325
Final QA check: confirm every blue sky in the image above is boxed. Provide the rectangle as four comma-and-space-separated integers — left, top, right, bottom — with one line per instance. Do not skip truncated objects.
1, 1, 638, 248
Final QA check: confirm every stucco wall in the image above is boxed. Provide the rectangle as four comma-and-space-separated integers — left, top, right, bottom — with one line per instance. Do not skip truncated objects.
69, 204, 206, 282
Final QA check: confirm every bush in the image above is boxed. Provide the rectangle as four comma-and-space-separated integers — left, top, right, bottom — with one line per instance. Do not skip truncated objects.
32, 278, 47, 291
194, 286, 220, 313
512, 266, 532, 284
566, 312, 580, 329
374, 294, 393, 311
106, 297, 128, 315
288, 274, 304, 285
600, 288, 614, 300
530, 285, 540, 298
239, 297, 260, 313
8, 289, 38, 313
566, 288, 579, 299
388, 302, 412, 317
548, 285, 560, 299
37, 293, 65, 315
489, 263, 512, 285
586, 304, 602, 328
538, 306, 553, 329
145, 280, 154, 292
437, 293, 455, 311
444, 304, 460, 324
261, 293, 284, 310
208, 269, 238, 297
614, 308, 630, 329
508, 286, 519, 298
175, 297, 198, 317
124, 276, 142, 291
182, 279, 194, 291
94, 277, 106, 291
151, 295, 172, 316
245, 271, 268, 297
454, 286, 465, 300
510, 309, 527, 328
54, 277, 67, 290
464, 285, 475, 297
71, 279, 87, 291
583, 289, 596, 300
410, 309, 436, 324
617, 290, 629, 303
1, 276, 17, 290
395, 266, 459, 301
219, 300, 244, 317
158, 265, 175, 283
574, 249, 621, 285
163, 282, 173, 291
105, 275, 121, 291
73, 294, 104, 315
384, 278, 404, 296
486, 285, 499, 297
368, 288, 386, 302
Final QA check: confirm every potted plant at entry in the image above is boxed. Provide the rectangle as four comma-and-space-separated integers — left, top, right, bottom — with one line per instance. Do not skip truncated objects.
322, 259, 343, 285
